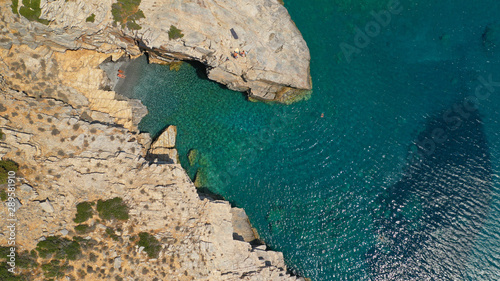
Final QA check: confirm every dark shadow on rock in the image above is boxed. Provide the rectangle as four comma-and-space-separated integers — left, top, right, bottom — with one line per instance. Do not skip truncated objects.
366, 102, 493, 280
196, 187, 226, 201
186, 60, 210, 80
186, 60, 231, 91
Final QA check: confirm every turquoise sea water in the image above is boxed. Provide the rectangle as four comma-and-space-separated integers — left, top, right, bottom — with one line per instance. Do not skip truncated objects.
122, 0, 500, 280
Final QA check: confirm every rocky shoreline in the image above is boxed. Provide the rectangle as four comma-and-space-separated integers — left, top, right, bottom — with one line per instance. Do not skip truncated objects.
0, 0, 312, 279
0, 47, 306, 280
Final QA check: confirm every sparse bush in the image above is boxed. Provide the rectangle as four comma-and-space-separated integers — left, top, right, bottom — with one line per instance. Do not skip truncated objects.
96, 197, 129, 221
0, 190, 7, 201
73, 202, 94, 223
35, 236, 81, 260
168, 25, 184, 40
73, 236, 98, 250
111, 0, 145, 30
11, 0, 19, 15
137, 232, 161, 258
17, 251, 37, 269
86, 13, 95, 23
0, 159, 18, 184
18, 0, 50, 24
74, 224, 92, 234
89, 252, 97, 262
0, 266, 24, 280
41, 259, 67, 278
105, 227, 120, 241
77, 268, 86, 278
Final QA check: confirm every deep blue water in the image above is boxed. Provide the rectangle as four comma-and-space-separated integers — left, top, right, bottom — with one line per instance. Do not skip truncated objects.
122, 0, 500, 280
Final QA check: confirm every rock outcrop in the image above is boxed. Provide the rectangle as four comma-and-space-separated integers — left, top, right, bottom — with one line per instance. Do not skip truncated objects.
0, 0, 312, 102
148, 125, 179, 163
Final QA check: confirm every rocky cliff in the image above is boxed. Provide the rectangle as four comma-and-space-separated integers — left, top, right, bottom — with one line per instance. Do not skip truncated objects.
1, 0, 312, 102
0, 0, 311, 279
0, 87, 303, 280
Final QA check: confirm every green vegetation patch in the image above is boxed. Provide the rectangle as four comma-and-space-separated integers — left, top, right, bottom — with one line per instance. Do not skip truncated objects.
16, 251, 37, 269
105, 227, 120, 241
137, 232, 161, 258
73, 201, 94, 223
0, 159, 18, 185
111, 0, 145, 30
96, 197, 129, 221
35, 236, 81, 260
0, 190, 7, 201
0, 248, 32, 279
168, 25, 184, 40
41, 259, 68, 279
86, 13, 95, 23
11, 0, 19, 15
18, 0, 50, 25
0, 266, 26, 281
74, 224, 92, 234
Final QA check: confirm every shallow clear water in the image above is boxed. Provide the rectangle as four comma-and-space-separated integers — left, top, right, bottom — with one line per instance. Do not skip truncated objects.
122, 0, 500, 280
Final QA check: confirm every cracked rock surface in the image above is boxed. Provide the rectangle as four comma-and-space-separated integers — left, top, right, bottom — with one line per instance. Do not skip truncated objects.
0, 0, 312, 102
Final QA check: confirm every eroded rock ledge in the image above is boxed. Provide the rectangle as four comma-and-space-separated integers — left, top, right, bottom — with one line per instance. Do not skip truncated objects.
1, 0, 312, 103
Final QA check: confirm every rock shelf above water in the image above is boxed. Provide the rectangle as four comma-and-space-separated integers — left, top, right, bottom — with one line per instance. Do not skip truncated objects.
32, 0, 312, 102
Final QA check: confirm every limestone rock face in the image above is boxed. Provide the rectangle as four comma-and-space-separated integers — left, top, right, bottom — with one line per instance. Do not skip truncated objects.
151, 125, 177, 149
1, 0, 312, 102
231, 207, 258, 243
0, 44, 146, 131
148, 125, 179, 163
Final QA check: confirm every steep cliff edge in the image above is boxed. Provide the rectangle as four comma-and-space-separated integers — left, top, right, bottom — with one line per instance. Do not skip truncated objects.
0, 0, 311, 279
0, 87, 304, 280
1, 0, 312, 102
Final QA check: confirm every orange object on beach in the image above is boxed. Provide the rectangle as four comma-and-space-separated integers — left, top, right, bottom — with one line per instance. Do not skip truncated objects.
118, 69, 124, 73
117, 73, 126, 78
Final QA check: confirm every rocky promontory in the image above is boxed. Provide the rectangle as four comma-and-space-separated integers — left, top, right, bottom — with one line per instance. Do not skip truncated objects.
1, 0, 312, 102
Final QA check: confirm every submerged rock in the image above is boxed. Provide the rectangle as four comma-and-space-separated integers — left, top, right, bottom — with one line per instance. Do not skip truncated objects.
482, 23, 500, 51
187, 149, 200, 166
